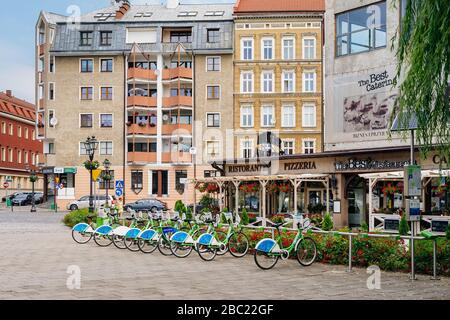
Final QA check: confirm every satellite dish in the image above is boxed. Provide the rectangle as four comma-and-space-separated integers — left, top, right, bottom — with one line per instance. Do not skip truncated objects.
50, 118, 58, 126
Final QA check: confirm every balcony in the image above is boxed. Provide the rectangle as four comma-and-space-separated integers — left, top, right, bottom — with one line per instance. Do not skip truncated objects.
128, 152, 157, 163
127, 96, 157, 108
162, 96, 192, 108
128, 68, 157, 81
127, 123, 157, 136
162, 124, 192, 135
162, 151, 192, 164
162, 67, 192, 80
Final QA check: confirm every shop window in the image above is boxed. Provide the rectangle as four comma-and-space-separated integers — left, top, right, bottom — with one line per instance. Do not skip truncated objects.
99, 170, 114, 190
59, 173, 75, 188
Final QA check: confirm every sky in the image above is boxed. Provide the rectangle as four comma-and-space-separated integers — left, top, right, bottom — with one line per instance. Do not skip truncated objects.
0, 0, 234, 103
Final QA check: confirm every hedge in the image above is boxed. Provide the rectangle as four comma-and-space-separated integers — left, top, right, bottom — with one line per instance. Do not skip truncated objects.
62, 208, 96, 228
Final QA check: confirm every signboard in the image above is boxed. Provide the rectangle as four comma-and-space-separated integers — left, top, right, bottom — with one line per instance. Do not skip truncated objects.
115, 189, 123, 197
42, 167, 54, 174
54, 167, 64, 174
115, 180, 124, 189
92, 169, 102, 181
54, 167, 77, 174
384, 218, 400, 231
333, 200, 341, 213
5, 176, 12, 182
406, 198, 421, 221
3, 182, 9, 189
179, 178, 188, 185
404, 165, 421, 197
431, 220, 448, 233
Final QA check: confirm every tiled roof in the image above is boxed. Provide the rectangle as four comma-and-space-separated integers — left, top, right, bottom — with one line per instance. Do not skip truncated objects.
0, 92, 38, 123
234, 0, 325, 14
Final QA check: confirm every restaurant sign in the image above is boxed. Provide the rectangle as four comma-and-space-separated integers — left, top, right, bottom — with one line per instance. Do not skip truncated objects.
335, 158, 410, 171
228, 163, 271, 173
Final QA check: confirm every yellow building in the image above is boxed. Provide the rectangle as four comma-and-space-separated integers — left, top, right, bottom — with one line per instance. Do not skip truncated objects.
233, 0, 324, 158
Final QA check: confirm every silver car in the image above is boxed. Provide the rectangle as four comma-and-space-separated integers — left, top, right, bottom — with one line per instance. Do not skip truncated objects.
67, 195, 113, 211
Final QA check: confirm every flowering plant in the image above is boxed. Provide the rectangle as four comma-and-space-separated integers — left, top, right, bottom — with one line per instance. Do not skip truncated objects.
382, 183, 399, 195
195, 182, 219, 193
83, 160, 100, 170
239, 182, 259, 193
278, 183, 290, 193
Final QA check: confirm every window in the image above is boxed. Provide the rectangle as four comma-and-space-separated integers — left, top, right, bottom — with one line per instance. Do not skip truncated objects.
207, 113, 220, 127
48, 110, 55, 128
151, 170, 168, 196
170, 31, 192, 43
206, 141, 220, 157
283, 37, 295, 59
80, 114, 93, 128
241, 71, 253, 93
303, 38, 316, 59
241, 139, 253, 158
80, 31, 93, 46
282, 105, 295, 127
49, 56, 55, 73
101, 87, 113, 100
170, 88, 192, 97
302, 105, 316, 127
261, 71, 274, 93
25, 128, 29, 139
8, 124, 13, 135
1, 148, 5, 161
204, 170, 220, 178
100, 141, 113, 155
303, 140, 315, 154
100, 59, 113, 72
175, 170, 188, 193
38, 58, 44, 73
24, 151, 28, 163
207, 29, 220, 43
48, 143, 55, 154
262, 38, 274, 60
261, 105, 275, 127
32, 130, 35, 140
131, 170, 143, 192
18, 126, 22, 137
206, 57, 220, 71
207, 86, 220, 99
99, 170, 114, 189
31, 152, 35, 165
303, 71, 316, 92
1, 122, 5, 134
80, 59, 93, 73
100, 114, 113, 128
283, 70, 295, 93
240, 106, 253, 127
241, 38, 253, 60
282, 140, 295, 155
336, 1, 387, 56
17, 150, 22, 164
49, 83, 55, 100
81, 87, 93, 100
100, 31, 112, 46
8, 148, 13, 162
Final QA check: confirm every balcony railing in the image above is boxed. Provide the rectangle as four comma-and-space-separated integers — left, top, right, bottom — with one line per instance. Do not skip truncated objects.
162, 96, 193, 108
161, 151, 192, 164
127, 96, 157, 108
162, 67, 192, 80
128, 68, 157, 81
161, 124, 192, 135
127, 123, 157, 136
128, 152, 157, 163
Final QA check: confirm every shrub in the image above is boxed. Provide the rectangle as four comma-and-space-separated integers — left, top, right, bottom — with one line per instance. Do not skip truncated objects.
240, 208, 249, 225
446, 224, 450, 240
322, 213, 333, 231
174, 200, 185, 213
399, 215, 409, 235
185, 206, 193, 220
62, 208, 94, 228
360, 222, 369, 232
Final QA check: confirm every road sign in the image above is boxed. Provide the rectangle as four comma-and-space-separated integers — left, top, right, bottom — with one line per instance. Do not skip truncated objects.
56, 183, 64, 190
115, 180, 124, 189
3, 182, 9, 189
115, 189, 123, 197
5, 176, 12, 182
92, 169, 102, 181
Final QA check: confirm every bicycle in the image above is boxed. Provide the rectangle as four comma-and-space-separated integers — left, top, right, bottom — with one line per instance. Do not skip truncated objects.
254, 217, 317, 270
110, 209, 148, 250
123, 212, 156, 252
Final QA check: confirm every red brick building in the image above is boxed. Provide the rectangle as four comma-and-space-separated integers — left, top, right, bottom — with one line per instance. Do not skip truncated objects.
0, 90, 43, 198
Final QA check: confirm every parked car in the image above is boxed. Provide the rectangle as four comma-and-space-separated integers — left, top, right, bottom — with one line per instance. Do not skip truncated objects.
12, 193, 34, 206
2, 192, 23, 202
67, 195, 113, 211
123, 199, 167, 213
33, 192, 44, 204
188, 199, 220, 214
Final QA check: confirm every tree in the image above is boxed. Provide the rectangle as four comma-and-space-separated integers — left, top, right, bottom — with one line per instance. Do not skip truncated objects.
392, 0, 450, 159
322, 213, 334, 231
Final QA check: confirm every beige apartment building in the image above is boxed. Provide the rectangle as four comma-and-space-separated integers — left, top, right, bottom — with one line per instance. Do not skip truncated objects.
233, 0, 324, 158
36, 0, 235, 209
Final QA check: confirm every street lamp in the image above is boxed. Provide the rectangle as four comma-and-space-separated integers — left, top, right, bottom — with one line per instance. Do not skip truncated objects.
26, 165, 38, 213
83, 136, 99, 213
103, 159, 111, 207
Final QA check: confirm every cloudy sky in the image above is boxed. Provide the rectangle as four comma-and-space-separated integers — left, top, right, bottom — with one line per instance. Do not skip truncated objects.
0, 0, 234, 103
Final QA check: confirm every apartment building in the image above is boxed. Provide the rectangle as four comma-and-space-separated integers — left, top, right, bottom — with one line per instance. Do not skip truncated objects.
233, 0, 325, 159
0, 90, 43, 198
36, 0, 234, 208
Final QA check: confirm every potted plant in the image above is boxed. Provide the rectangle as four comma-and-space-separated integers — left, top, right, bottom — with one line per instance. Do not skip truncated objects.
83, 160, 100, 170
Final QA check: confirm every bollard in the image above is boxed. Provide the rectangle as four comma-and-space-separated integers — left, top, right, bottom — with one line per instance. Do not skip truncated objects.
431, 239, 440, 280
347, 234, 353, 273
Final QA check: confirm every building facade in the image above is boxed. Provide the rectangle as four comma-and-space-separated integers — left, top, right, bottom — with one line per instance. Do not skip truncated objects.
36, 0, 234, 209
233, 0, 325, 158
0, 90, 43, 198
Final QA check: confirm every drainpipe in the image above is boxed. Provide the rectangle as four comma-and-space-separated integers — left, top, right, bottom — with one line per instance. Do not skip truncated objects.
123, 51, 127, 204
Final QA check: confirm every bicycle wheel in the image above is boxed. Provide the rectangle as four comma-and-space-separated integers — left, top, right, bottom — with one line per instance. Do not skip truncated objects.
296, 237, 317, 266
228, 232, 249, 258
71, 230, 92, 244
124, 237, 140, 252
93, 233, 113, 247
157, 233, 174, 256
170, 241, 193, 258
215, 231, 228, 256
138, 239, 158, 254
112, 235, 127, 249
196, 243, 217, 261
254, 250, 279, 270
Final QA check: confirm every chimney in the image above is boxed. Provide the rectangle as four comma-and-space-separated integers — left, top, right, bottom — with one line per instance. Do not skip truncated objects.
115, 0, 131, 20
6, 90, 12, 97
166, 0, 179, 9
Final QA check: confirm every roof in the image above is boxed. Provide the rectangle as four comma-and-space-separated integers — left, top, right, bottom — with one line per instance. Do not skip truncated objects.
234, 0, 325, 14
0, 92, 38, 123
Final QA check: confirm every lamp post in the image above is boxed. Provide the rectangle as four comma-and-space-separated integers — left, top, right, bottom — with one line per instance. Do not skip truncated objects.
83, 136, 99, 213
103, 159, 111, 207
27, 166, 38, 213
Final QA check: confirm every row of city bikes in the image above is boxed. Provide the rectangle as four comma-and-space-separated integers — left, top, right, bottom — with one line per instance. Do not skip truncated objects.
71, 208, 317, 270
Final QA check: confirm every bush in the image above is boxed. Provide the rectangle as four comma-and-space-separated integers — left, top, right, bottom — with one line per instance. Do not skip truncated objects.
240, 208, 249, 225
322, 213, 333, 231
185, 206, 193, 220
174, 200, 185, 213
399, 215, 409, 235
63, 208, 94, 228
446, 224, 450, 240
360, 222, 369, 232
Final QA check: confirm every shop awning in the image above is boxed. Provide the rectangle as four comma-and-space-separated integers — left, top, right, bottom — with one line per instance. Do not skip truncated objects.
192, 173, 330, 184
359, 169, 450, 180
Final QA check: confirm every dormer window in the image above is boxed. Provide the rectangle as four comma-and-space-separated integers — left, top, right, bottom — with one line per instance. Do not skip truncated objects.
80, 31, 93, 46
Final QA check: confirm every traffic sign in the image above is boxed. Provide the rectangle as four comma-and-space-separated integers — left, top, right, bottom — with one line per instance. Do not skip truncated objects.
92, 169, 102, 181
3, 182, 9, 189
5, 176, 12, 182
115, 180, 124, 189
115, 189, 123, 197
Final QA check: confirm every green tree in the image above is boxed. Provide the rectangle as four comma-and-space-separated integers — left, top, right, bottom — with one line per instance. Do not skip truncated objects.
322, 213, 334, 231
399, 214, 410, 235
392, 0, 450, 159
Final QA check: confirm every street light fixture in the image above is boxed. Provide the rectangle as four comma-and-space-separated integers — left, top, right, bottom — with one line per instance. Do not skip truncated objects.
83, 136, 99, 213
103, 159, 111, 207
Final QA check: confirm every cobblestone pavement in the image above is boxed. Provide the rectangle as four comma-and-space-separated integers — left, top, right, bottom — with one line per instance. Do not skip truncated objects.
0, 210, 449, 300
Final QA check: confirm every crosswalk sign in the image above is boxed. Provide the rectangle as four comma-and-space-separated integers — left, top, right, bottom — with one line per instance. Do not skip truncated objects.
115, 180, 124, 189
